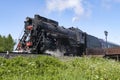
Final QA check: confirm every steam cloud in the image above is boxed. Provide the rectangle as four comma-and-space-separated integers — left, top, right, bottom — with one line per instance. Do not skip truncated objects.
46, 0, 90, 22
45, 49, 65, 57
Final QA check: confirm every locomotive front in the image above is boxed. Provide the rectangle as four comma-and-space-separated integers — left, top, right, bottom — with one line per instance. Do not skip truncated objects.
16, 15, 60, 53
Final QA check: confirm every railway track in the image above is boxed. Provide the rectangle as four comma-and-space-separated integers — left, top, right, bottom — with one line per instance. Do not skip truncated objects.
0, 48, 120, 61
0, 52, 40, 58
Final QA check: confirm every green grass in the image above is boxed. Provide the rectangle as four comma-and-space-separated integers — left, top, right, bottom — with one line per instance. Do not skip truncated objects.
0, 55, 120, 80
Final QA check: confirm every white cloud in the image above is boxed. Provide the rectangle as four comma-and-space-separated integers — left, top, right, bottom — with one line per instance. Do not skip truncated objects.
46, 0, 91, 22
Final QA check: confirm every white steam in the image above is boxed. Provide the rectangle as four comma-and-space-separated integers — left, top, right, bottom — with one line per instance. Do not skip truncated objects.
45, 49, 65, 57
46, 0, 91, 22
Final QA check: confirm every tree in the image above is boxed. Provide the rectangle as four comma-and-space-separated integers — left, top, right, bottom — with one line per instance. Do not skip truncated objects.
5, 34, 15, 51
0, 34, 15, 52
0, 35, 4, 52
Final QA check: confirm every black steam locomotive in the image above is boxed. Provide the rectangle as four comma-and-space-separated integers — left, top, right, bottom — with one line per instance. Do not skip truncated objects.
16, 14, 119, 56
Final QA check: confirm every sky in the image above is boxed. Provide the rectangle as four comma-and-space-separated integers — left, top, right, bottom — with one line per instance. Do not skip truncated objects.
0, 0, 120, 44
